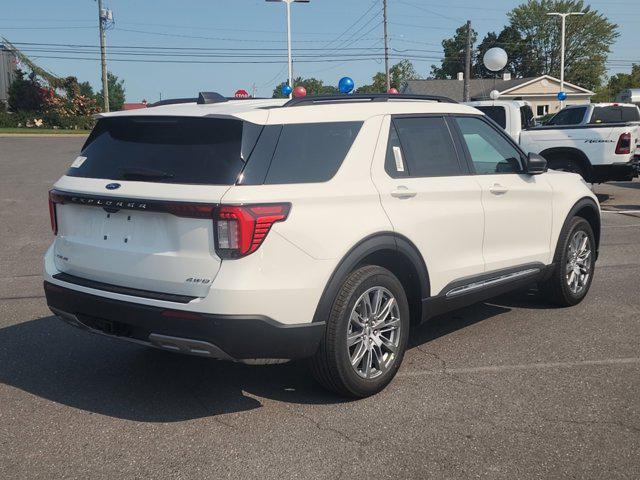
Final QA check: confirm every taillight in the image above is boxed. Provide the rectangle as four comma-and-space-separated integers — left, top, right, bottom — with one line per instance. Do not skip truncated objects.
214, 203, 291, 259
615, 132, 631, 155
48, 190, 58, 235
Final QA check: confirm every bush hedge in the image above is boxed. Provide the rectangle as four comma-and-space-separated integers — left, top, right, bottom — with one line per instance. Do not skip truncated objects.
0, 110, 96, 130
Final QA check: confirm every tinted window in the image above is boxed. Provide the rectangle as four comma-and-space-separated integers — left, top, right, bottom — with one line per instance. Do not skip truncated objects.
475, 106, 507, 129
590, 106, 640, 124
520, 105, 535, 129
70, 116, 261, 185
390, 117, 462, 177
455, 117, 523, 174
264, 122, 362, 184
546, 107, 587, 125
384, 123, 408, 178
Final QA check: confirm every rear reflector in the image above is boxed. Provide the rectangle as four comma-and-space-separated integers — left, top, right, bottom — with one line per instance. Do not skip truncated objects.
615, 132, 631, 155
214, 204, 291, 259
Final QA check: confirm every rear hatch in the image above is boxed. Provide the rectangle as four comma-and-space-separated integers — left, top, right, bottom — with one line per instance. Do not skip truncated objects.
50, 115, 264, 300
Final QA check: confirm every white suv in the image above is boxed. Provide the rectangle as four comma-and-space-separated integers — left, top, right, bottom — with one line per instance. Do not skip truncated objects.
44, 93, 601, 397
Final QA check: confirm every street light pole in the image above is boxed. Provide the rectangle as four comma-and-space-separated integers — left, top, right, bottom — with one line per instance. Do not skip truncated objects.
267, 0, 309, 98
547, 11, 584, 109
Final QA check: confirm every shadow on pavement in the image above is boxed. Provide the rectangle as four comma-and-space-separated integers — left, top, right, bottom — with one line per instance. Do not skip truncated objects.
0, 288, 547, 421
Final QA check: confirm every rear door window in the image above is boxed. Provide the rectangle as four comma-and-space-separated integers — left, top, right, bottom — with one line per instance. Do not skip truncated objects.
70, 116, 262, 185
546, 107, 587, 126
387, 116, 463, 178
263, 122, 362, 184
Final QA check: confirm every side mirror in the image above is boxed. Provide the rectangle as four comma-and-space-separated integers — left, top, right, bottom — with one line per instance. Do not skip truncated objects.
526, 152, 547, 175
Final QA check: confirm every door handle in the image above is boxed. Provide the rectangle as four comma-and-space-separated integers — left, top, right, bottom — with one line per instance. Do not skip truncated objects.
489, 183, 508, 195
390, 186, 417, 199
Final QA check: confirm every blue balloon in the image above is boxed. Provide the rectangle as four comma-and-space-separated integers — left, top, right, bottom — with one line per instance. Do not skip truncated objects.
557, 91, 567, 101
338, 76, 355, 94
281, 84, 293, 96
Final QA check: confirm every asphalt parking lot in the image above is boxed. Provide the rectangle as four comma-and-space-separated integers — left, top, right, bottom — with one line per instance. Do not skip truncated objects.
1, 136, 639, 479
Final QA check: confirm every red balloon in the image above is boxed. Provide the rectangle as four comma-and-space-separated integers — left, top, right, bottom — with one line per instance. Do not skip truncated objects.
387, 88, 399, 94
293, 86, 307, 98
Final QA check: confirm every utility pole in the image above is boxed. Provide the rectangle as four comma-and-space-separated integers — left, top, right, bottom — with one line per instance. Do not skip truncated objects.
547, 11, 584, 108
97, 0, 109, 112
463, 20, 472, 102
383, 0, 390, 91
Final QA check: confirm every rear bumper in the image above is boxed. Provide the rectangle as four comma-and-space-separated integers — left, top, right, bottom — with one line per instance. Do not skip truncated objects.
44, 282, 325, 360
592, 161, 637, 182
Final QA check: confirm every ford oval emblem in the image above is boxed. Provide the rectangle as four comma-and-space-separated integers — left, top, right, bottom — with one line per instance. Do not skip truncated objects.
105, 183, 121, 190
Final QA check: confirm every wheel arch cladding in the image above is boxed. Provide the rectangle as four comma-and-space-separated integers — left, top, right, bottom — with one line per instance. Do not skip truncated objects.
564, 197, 601, 255
540, 147, 592, 172
312, 232, 430, 326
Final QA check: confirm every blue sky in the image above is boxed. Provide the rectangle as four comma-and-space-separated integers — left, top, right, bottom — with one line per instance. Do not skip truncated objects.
1, 0, 638, 102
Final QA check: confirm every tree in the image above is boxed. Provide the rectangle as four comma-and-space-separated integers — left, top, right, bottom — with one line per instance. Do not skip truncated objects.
593, 64, 640, 102
96, 72, 126, 111
7, 69, 45, 112
507, 0, 618, 90
358, 60, 421, 92
78, 81, 95, 98
473, 26, 539, 78
430, 24, 477, 79
272, 77, 338, 98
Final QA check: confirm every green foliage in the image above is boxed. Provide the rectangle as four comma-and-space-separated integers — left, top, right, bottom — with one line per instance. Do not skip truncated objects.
430, 25, 477, 79
0, 110, 96, 130
433, 1, 618, 90
473, 26, 539, 78
593, 64, 640, 102
78, 81, 95, 98
272, 77, 339, 98
506, 0, 618, 90
96, 72, 126, 111
8, 70, 45, 112
358, 60, 421, 93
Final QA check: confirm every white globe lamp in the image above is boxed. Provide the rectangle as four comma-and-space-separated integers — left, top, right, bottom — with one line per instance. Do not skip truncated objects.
489, 90, 500, 100
483, 47, 508, 72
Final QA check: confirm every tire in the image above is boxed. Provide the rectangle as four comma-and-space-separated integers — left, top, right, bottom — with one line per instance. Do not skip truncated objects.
311, 265, 410, 398
540, 217, 596, 307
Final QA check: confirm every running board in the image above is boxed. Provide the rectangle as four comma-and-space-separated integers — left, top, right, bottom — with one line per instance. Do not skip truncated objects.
445, 268, 541, 298
421, 263, 551, 322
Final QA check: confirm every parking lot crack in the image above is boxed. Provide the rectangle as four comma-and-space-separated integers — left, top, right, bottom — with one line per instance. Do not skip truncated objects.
285, 407, 365, 448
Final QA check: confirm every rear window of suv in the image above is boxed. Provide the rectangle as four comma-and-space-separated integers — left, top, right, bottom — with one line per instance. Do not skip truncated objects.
239, 121, 363, 185
69, 116, 262, 185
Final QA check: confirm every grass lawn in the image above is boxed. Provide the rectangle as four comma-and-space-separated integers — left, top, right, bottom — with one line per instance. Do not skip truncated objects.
0, 128, 90, 135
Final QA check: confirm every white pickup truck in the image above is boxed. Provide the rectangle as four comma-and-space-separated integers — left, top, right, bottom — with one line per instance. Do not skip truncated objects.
467, 100, 639, 183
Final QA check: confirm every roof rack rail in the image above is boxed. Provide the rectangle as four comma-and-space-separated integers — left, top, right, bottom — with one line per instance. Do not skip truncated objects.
147, 97, 197, 108
283, 93, 457, 107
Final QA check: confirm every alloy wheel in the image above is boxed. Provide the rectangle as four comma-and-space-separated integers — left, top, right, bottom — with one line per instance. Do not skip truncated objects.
347, 286, 401, 379
566, 230, 592, 295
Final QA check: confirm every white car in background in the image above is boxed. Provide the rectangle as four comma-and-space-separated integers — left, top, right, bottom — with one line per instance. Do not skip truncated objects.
468, 100, 639, 183
44, 93, 600, 397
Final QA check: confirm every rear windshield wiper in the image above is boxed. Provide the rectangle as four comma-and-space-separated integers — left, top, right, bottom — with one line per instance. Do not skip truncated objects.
119, 167, 175, 180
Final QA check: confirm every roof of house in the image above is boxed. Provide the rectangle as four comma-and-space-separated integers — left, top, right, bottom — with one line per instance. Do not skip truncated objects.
122, 102, 148, 110
403, 75, 594, 101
